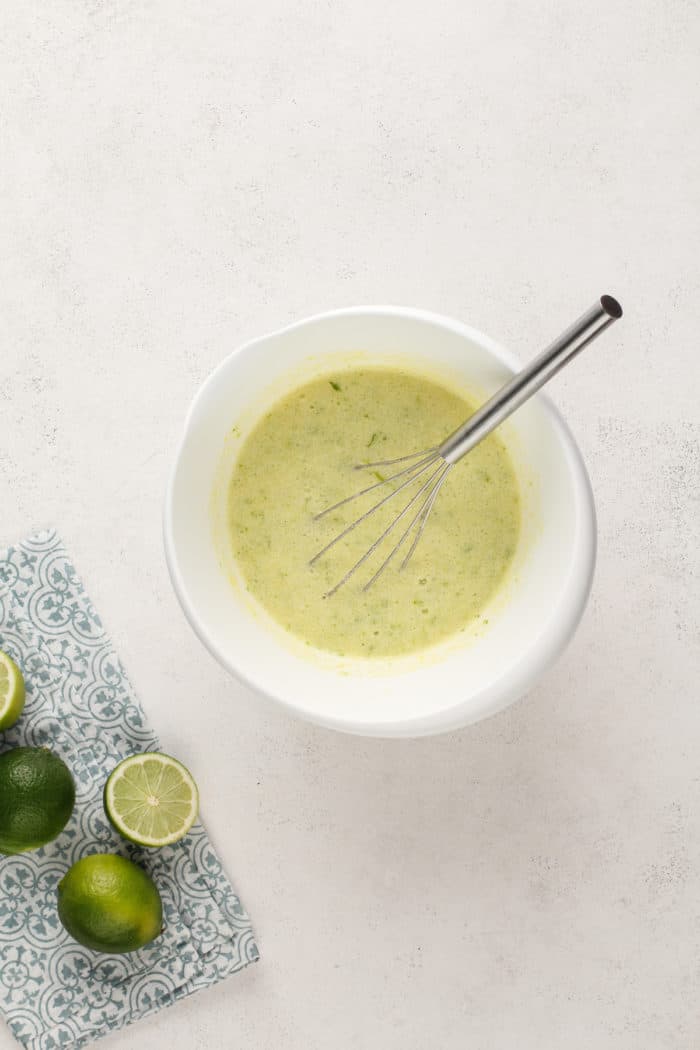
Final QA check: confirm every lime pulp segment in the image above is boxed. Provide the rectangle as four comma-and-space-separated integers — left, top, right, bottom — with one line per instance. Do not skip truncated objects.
104, 753, 199, 847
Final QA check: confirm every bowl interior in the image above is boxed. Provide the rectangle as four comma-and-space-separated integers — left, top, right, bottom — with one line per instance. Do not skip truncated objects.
165, 308, 595, 736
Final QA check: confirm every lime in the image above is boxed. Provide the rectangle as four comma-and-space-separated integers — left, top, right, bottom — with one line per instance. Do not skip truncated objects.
0, 650, 26, 730
103, 752, 199, 848
0, 747, 75, 854
58, 853, 163, 953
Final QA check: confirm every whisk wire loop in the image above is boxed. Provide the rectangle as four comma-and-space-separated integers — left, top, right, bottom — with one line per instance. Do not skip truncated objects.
313, 449, 437, 523
309, 452, 439, 567
361, 462, 453, 592
323, 459, 448, 598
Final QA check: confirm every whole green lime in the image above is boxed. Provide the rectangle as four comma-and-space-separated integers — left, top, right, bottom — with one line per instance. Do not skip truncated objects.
57, 854, 163, 954
0, 747, 75, 854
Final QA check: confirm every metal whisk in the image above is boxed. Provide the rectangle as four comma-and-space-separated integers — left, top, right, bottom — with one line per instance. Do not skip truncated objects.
311, 295, 623, 596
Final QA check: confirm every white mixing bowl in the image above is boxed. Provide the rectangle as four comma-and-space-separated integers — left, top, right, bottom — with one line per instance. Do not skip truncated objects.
164, 307, 596, 737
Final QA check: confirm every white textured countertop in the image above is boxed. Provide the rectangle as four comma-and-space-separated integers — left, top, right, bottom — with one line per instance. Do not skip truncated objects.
2, 1, 699, 1047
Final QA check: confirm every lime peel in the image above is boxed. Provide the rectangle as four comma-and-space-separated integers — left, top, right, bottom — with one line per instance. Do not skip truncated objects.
58, 854, 163, 953
0, 746, 75, 854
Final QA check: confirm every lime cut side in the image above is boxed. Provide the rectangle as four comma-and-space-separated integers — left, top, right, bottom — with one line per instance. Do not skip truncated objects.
0, 651, 26, 730
104, 752, 199, 847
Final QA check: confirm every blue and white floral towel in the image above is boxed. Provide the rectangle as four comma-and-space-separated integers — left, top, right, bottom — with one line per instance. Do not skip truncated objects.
0, 529, 258, 1049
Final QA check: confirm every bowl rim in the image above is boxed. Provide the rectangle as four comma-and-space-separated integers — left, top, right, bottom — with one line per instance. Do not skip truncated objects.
163, 304, 596, 737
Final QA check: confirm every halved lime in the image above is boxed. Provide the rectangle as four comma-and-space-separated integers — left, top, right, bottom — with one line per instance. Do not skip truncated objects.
0, 651, 26, 731
104, 752, 199, 847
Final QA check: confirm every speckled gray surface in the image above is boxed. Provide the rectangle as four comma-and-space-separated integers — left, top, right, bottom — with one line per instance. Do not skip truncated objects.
1, 1, 699, 1047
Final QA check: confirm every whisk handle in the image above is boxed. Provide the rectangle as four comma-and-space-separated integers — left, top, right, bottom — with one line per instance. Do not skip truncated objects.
438, 295, 623, 465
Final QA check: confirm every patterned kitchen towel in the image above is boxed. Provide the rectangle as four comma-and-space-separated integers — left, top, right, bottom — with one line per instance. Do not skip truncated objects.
0, 529, 258, 1049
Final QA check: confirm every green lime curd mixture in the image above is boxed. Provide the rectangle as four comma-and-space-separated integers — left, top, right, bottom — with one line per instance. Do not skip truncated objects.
228, 368, 520, 658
